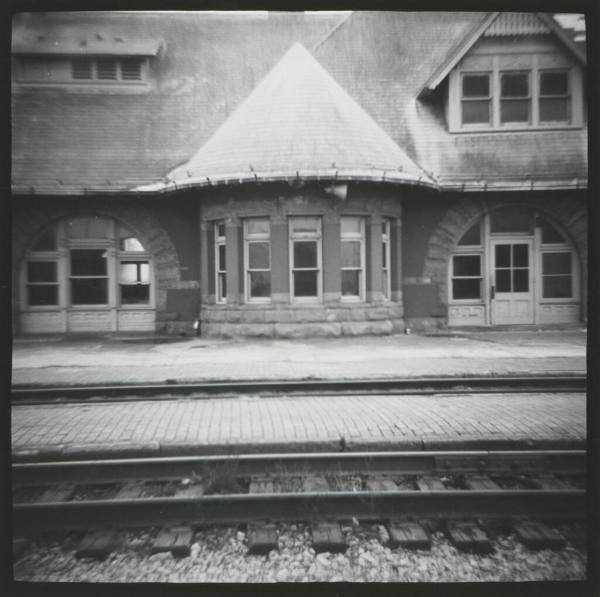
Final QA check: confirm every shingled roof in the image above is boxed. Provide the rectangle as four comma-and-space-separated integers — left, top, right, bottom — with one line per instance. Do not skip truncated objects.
150, 43, 434, 191
11, 11, 587, 194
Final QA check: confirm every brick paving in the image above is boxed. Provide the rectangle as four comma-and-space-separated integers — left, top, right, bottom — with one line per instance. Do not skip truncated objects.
12, 392, 586, 459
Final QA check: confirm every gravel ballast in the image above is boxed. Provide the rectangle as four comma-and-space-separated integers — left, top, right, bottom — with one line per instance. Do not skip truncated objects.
13, 522, 586, 583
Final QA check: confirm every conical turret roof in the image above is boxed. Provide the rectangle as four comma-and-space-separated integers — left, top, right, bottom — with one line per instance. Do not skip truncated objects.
150, 42, 434, 191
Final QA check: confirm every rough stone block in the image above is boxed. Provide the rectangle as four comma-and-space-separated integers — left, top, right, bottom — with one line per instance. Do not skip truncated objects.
293, 309, 327, 323
274, 323, 341, 338
366, 307, 392, 321
341, 320, 393, 336
240, 310, 266, 323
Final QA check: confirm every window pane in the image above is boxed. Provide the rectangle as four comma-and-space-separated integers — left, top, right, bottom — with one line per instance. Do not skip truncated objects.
382, 243, 387, 268
513, 244, 529, 268
341, 217, 362, 234
72, 59, 93, 80
453, 255, 480, 277
71, 249, 107, 276
294, 241, 317, 268
500, 99, 530, 123
462, 74, 489, 97
543, 253, 571, 275
291, 217, 319, 234
458, 222, 481, 246
462, 100, 490, 124
540, 72, 568, 96
120, 236, 145, 252
28, 285, 58, 306
294, 271, 317, 297
246, 219, 270, 236
27, 261, 57, 282
249, 242, 270, 269
219, 273, 227, 299
501, 73, 529, 97
120, 262, 149, 284
541, 221, 565, 244
539, 98, 569, 122
496, 269, 511, 292
513, 269, 529, 292
68, 217, 111, 239
32, 229, 57, 251
342, 270, 360, 296
216, 223, 226, 238
218, 244, 226, 270
543, 276, 572, 298
341, 241, 361, 268
71, 278, 108, 304
250, 271, 271, 298
490, 208, 532, 233
97, 59, 117, 80
120, 58, 142, 81
121, 285, 150, 304
452, 278, 481, 300
495, 245, 511, 268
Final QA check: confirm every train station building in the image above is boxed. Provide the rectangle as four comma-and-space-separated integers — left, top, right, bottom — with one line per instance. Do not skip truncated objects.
11, 11, 588, 336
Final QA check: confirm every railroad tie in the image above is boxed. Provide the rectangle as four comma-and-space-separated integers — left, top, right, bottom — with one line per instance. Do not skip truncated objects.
416, 476, 445, 491
114, 481, 146, 500
249, 478, 274, 494
386, 521, 431, 550
365, 478, 398, 492
463, 475, 501, 491
39, 483, 75, 503
151, 526, 194, 558
246, 522, 278, 555
513, 521, 566, 550
311, 521, 346, 553
75, 529, 119, 560
529, 475, 570, 490
174, 483, 205, 498
447, 521, 493, 553
302, 476, 330, 493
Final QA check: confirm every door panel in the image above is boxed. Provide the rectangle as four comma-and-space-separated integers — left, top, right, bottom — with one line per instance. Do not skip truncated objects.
491, 241, 534, 324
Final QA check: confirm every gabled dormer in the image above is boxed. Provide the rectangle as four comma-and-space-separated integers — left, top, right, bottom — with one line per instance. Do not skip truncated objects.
420, 13, 586, 133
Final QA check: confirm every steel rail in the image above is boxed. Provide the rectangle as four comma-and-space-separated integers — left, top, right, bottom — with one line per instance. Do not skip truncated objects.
10, 374, 586, 403
13, 489, 585, 531
12, 450, 586, 485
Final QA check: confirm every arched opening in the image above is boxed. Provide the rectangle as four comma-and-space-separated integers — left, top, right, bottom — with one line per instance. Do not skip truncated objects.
448, 206, 581, 326
20, 215, 156, 333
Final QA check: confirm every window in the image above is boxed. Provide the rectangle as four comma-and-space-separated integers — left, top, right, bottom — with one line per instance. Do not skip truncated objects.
542, 252, 572, 298
539, 70, 570, 123
70, 58, 145, 83
495, 244, 529, 292
455, 60, 578, 131
382, 219, 391, 300
490, 207, 533, 234
244, 218, 271, 302
215, 222, 226, 304
451, 255, 482, 300
289, 217, 321, 302
461, 73, 491, 125
23, 218, 152, 310
500, 72, 531, 124
340, 216, 365, 300
457, 222, 482, 246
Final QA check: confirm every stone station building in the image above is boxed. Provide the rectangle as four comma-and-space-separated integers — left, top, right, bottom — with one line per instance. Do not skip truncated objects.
11, 11, 587, 336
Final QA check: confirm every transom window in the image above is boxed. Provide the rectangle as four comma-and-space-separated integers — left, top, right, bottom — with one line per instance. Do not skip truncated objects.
244, 218, 271, 302
289, 216, 322, 302
23, 216, 152, 309
340, 216, 365, 301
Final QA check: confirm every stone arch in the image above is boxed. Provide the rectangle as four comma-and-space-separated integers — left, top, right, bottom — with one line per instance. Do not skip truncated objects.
13, 200, 181, 329
423, 194, 587, 320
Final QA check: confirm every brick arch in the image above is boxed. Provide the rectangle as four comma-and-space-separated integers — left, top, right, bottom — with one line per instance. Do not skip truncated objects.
13, 201, 181, 316
423, 195, 587, 318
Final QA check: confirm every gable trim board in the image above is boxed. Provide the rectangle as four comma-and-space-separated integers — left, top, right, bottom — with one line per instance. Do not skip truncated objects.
418, 12, 586, 98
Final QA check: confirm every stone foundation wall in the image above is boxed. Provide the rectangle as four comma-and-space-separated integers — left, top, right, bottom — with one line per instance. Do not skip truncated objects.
200, 303, 404, 337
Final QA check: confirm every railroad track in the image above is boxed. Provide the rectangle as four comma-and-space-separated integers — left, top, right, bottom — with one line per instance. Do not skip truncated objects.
10, 373, 586, 403
13, 449, 586, 558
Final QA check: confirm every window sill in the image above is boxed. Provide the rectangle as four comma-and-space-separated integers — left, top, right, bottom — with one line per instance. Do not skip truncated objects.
450, 123, 582, 134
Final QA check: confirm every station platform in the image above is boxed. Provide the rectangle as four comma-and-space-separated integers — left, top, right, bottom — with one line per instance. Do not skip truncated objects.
11, 330, 587, 460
